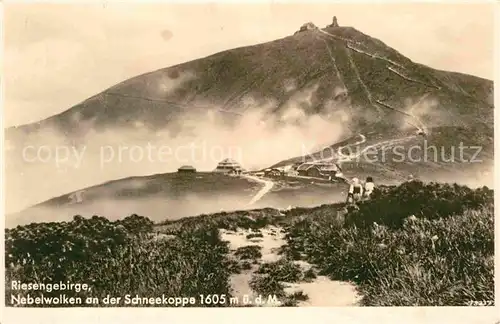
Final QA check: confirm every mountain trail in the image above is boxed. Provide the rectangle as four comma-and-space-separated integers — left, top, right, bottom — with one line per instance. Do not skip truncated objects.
386, 66, 441, 90
316, 29, 384, 120
220, 226, 361, 307
375, 100, 427, 134
341, 135, 416, 164
105, 92, 245, 116
315, 34, 347, 90
243, 175, 275, 205
345, 43, 405, 69
317, 132, 417, 172
336, 134, 366, 162
316, 29, 429, 135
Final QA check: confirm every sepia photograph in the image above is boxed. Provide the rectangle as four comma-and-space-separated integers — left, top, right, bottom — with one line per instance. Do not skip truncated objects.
1, 1, 497, 316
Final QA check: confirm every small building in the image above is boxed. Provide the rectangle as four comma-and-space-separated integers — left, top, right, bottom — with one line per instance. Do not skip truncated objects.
297, 162, 341, 179
291, 162, 304, 170
213, 158, 244, 175
264, 168, 283, 178
177, 165, 196, 173
295, 22, 318, 35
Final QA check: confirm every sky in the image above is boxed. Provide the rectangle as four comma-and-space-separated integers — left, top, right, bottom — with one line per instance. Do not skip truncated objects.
3, 2, 496, 127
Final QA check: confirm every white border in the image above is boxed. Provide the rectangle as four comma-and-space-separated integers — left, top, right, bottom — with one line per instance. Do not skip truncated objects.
1, 1, 499, 323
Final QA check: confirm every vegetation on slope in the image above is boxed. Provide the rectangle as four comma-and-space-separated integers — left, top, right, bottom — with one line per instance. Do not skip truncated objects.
6, 215, 232, 307
281, 181, 494, 306
5, 181, 494, 307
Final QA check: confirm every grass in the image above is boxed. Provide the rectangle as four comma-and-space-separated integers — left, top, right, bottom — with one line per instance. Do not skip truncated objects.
281, 181, 494, 306
246, 232, 264, 240
234, 245, 262, 263
5, 181, 494, 307
255, 259, 304, 282
5, 215, 232, 307
248, 258, 316, 306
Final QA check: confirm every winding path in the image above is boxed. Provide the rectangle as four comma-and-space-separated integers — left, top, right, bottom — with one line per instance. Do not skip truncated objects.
318, 133, 416, 166
316, 28, 428, 135
244, 175, 275, 205
336, 134, 366, 162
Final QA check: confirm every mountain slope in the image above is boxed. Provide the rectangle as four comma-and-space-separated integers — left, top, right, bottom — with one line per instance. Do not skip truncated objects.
5, 21, 494, 213
7, 172, 263, 227
7, 25, 493, 137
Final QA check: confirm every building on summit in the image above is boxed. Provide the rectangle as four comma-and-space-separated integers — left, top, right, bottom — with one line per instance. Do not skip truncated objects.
213, 158, 244, 175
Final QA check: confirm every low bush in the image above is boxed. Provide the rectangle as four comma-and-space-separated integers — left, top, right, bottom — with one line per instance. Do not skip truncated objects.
5, 215, 232, 307
347, 181, 493, 229
234, 245, 262, 262
246, 232, 264, 240
283, 204, 494, 306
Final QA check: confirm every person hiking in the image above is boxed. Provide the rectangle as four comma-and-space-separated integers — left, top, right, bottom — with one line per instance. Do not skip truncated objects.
363, 176, 375, 200
346, 177, 363, 204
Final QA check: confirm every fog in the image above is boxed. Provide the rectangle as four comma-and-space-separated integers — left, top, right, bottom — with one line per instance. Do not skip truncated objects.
6, 174, 350, 228
5, 81, 352, 213
419, 163, 494, 189
5, 72, 493, 218
7, 192, 256, 228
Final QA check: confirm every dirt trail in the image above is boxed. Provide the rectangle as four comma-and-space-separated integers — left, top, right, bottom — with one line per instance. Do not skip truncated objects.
316, 29, 383, 120
336, 134, 366, 162
375, 99, 427, 134
244, 175, 275, 205
105, 92, 245, 117
345, 43, 405, 69
220, 226, 361, 307
308, 28, 430, 172
342, 135, 415, 163
316, 28, 428, 135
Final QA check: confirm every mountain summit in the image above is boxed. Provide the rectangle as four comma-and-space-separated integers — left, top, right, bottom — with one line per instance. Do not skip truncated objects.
7, 20, 493, 137
5, 20, 494, 212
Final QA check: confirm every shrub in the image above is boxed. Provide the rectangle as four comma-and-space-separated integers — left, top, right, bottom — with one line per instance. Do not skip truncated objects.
5, 216, 232, 307
256, 259, 303, 282
283, 203, 494, 306
246, 232, 264, 240
116, 214, 154, 234
234, 245, 262, 262
280, 291, 309, 307
347, 181, 493, 229
249, 275, 286, 298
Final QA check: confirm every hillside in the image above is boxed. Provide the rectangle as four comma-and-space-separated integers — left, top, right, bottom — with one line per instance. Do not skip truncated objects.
7, 172, 263, 227
7, 170, 358, 227
5, 181, 494, 306
4, 20, 494, 212
6, 25, 493, 138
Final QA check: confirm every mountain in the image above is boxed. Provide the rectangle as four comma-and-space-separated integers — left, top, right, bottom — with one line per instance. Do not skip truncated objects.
5, 19, 494, 213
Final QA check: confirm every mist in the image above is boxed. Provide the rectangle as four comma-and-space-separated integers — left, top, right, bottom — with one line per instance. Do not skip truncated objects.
7, 192, 255, 228
5, 82, 351, 213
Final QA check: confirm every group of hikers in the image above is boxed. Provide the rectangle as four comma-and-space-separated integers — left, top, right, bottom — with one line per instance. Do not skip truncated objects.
346, 176, 375, 204
343, 174, 416, 205
324, 166, 376, 205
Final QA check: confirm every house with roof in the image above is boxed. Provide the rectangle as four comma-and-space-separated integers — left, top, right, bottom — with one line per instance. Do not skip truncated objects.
296, 161, 341, 179
177, 165, 197, 173
213, 158, 244, 175
264, 168, 283, 178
